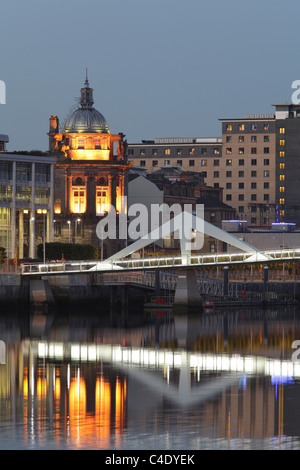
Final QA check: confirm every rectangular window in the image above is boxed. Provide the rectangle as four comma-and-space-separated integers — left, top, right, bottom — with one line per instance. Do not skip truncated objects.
280, 163, 285, 169
72, 187, 86, 214
201, 148, 207, 155
239, 171, 244, 177
251, 171, 257, 177
251, 182, 257, 189
189, 160, 195, 167
226, 183, 232, 189
264, 170, 270, 177
226, 124, 232, 131
251, 148, 257, 154
164, 149, 171, 155
251, 136, 257, 143
214, 159, 219, 166
177, 149, 182, 155
264, 159, 269, 165
226, 194, 232, 201
264, 147, 270, 154
152, 160, 158, 167
78, 138, 85, 149
264, 124, 270, 130
239, 159, 244, 166
238, 194, 244, 201
17, 163, 32, 183
279, 128, 285, 134
201, 159, 207, 166
189, 148, 195, 155
251, 194, 257, 201
226, 171, 232, 177
264, 136, 270, 142
226, 148, 232, 154
140, 160, 146, 167
214, 171, 219, 178
280, 151, 285, 157
280, 174, 285, 181
279, 198, 285, 204
164, 160, 170, 166
279, 186, 285, 192
94, 138, 101, 149
251, 124, 257, 131
238, 124, 245, 131
238, 136, 245, 143
264, 182, 269, 189
239, 206, 244, 213
152, 149, 158, 155
177, 160, 182, 166
226, 136, 232, 143
140, 149, 145, 156
214, 148, 220, 154
239, 148, 244, 154
226, 159, 232, 166
264, 194, 269, 201
251, 159, 257, 165
280, 140, 285, 146
251, 218, 257, 224
96, 186, 109, 214
239, 182, 244, 189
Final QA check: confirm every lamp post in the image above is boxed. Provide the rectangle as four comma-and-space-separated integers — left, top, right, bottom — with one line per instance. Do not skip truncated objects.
67, 220, 71, 243
75, 218, 81, 244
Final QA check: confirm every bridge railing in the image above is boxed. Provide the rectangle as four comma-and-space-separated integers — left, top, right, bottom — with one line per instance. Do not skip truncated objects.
20, 248, 300, 275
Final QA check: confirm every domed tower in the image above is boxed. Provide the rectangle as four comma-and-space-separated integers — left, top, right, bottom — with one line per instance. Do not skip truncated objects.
50, 73, 126, 162
49, 74, 129, 257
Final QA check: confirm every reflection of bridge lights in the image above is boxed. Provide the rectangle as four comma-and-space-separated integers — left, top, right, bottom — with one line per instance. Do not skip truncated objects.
238, 374, 247, 390
271, 376, 294, 386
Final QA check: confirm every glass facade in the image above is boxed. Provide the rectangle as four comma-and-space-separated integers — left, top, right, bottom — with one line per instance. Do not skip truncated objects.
0, 155, 55, 260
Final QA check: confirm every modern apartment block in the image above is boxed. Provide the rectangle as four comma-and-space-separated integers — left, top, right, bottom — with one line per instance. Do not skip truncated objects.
219, 115, 277, 226
128, 103, 300, 226
273, 104, 300, 224
128, 126, 276, 226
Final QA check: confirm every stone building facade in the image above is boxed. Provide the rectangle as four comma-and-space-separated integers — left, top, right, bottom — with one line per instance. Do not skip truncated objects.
49, 76, 130, 257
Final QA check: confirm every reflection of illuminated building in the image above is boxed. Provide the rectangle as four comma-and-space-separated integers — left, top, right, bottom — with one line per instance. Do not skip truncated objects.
49, 74, 130, 256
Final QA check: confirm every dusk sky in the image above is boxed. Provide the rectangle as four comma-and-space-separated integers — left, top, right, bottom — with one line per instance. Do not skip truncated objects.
1, 0, 300, 151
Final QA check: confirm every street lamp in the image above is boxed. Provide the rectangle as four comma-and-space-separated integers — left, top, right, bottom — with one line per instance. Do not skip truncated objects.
67, 220, 71, 243
75, 218, 81, 244
37, 209, 47, 263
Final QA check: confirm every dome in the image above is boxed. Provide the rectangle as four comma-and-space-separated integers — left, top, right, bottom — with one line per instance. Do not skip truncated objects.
63, 75, 110, 134
64, 107, 110, 133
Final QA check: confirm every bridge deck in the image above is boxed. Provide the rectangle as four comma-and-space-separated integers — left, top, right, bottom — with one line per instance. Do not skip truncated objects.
20, 248, 300, 276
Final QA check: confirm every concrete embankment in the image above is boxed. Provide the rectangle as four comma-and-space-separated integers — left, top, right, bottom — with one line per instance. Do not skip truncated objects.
0, 273, 151, 311
0, 274, 27, 306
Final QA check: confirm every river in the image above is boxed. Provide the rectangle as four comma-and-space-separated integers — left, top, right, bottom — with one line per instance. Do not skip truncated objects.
0, 303, 300, 450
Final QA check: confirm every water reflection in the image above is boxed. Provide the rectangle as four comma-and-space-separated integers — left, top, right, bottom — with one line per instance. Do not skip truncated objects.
1, 306, 300, 449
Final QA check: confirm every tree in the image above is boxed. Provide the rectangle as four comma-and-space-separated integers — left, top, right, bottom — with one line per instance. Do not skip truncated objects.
37, 242, 99, 261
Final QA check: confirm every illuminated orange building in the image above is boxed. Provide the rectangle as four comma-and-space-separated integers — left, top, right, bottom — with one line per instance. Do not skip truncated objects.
49, 75, 130, 256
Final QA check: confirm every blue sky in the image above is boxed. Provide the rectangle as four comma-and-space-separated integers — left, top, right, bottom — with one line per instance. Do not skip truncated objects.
1, 0, 299, 151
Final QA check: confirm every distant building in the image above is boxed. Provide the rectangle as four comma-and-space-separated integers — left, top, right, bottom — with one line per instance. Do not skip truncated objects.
0, 134, 9, 153
48, 76, 130, 257
127, 138, 222, 174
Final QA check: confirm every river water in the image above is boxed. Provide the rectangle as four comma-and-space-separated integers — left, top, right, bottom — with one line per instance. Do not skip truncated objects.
1, 303, 300, 450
